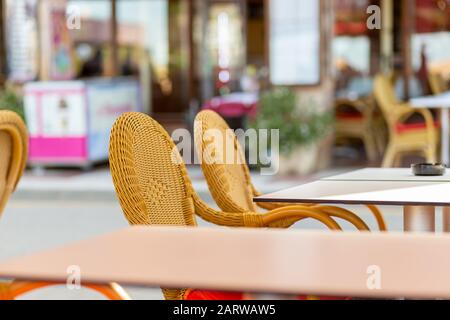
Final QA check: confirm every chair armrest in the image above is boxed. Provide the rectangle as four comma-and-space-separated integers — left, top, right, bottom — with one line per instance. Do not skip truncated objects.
263, 205, 371, 231
252, 186, 315, 211
366, 205, 387, 231
312, 205, 370, 231
192, 193, 340, 229
2, 281, 129, 300
394, 104, 434, 126
411, 107, 435, 128
256, 201, 317, 211
262, 207, 341, 230
390, 103, 415, 122
253, 188, 312, 211
395, 105, 437, 142
192, 193, 262, 227
335, 97, 375, 116
253, 185, 386, 231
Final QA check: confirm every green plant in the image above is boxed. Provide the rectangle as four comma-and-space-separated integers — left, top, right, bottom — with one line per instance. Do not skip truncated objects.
251, 87, 333, 155
0, 87, 25, 122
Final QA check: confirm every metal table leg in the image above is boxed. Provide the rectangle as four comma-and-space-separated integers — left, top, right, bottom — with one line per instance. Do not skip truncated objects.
443, 207, 450, 232
441, 108, 449, 165
404, 206, 435, 232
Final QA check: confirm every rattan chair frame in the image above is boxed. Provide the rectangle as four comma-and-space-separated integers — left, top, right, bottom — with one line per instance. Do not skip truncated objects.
194, 110, 387, 232
109, 112, 346, 300
374, 74, 438, 168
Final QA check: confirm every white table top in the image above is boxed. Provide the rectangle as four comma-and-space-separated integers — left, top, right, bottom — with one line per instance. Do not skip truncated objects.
255, 168, 450, 206
323, 168, 450, 182
3, 226, 450, 298
255, 180, 450, 206
410, 91, 450, 108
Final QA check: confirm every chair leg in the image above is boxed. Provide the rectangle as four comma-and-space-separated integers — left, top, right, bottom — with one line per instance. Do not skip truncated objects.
382, 143, 397, 168
363, 133, 378, 162
425, 146, 437, 164
393, 152, 403, 167
375, 136, 386, 156
366, 205, 387, 231
373, 120, 387, 155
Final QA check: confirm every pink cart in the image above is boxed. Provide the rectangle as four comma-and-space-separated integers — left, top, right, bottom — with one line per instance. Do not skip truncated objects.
24, 78, 142, 169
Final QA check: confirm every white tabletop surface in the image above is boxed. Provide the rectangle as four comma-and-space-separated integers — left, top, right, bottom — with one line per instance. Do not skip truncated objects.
323, 168, 450, 182
410, 91, 450, 108
4, 226, 450, 298
255, 168, 450, 206
255, 180, 450, 206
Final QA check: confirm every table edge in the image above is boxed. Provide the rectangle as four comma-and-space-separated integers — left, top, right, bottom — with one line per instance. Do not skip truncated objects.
253, 197, 450, 207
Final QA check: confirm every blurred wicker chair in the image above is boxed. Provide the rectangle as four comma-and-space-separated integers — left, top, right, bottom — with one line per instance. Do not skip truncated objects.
0, 111, 27, 216
335, 97, 382, 162
0, 110, 128, 300
194, 110, 387, 231
109, 112, 346, 301
374, 74, 438, 168
428, 72, 448, 95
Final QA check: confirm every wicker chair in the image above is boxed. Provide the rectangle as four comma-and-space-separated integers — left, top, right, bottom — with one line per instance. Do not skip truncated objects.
428, 72, 447, 95
374, 74, 438, 168
335, 97, 382, 162
109, 112, 346, 301
0, 110, 128, 300
0, 111, 27, 216
194, 110, 387, 232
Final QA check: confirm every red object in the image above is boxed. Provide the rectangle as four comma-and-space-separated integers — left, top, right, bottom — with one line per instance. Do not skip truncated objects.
185, 290, 244, 300
395, 120, 440, 133
336, 112, 364, 120
203, 102, 257, 118
335, 21, 368, 36
184, 290, 349, 300
202, 93, 259, 118
415, 0, 448, 34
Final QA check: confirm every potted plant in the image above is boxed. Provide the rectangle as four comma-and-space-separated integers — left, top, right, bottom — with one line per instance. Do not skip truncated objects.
0, 86, 26, 122
251, 87, 333, 175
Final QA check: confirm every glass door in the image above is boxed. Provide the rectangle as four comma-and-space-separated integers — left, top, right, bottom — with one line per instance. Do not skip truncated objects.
116, 0, 192, 115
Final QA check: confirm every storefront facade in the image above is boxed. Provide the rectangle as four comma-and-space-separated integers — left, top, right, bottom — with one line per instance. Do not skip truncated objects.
0, 0, 449, 115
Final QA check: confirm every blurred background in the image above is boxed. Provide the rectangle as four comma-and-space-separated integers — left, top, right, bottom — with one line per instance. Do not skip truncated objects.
0, 0, 449, 299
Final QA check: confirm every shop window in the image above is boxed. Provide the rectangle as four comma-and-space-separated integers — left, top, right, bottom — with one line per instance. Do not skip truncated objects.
412, 0, 450, 94
333, 0, 378, 98
115, 0, 191, 114
207, 2, 245, 95
246, 0, 266, 67
269, 0, 321, 86
116, 0, 169, 86
4, 0, 39, 82
65, 0, 112, 78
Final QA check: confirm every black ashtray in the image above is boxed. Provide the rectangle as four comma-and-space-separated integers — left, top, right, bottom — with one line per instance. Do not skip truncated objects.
411, 163, 446, 176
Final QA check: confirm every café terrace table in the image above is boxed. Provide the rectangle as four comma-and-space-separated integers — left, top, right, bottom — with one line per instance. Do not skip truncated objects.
3, 226, 450, 299
255, 168, 450, 233
410, 91, 450, 164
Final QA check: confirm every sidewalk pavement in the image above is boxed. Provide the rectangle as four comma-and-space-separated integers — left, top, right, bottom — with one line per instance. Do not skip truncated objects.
12, 165, 351, 202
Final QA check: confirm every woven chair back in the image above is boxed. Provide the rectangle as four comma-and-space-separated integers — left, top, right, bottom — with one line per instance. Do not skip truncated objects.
373, 74, 400, 127
0, 111, 28, 216
194, 110, 257, 213
109, 112, 200, 300
109, 112, 197, 227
